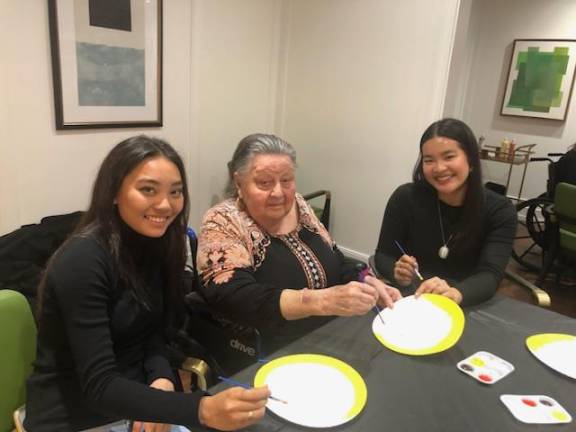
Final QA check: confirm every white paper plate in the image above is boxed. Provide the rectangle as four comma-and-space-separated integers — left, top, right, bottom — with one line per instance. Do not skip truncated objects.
372, 294, 465, 355
254, 354, 367, 428
526, 333, 576, 379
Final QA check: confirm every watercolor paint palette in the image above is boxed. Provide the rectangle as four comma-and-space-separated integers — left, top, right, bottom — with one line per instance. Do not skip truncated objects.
457, 351, 514, 384
500, 394, 572, 424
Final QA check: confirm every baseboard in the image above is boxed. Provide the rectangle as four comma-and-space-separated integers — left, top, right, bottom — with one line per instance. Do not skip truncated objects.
339, 246, 369, 263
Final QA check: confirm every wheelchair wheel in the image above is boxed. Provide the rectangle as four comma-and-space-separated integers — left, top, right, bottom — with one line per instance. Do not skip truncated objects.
511, 196, 552, 272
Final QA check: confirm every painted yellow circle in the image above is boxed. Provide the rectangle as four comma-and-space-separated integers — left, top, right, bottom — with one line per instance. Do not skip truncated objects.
526, 333, 576, 380
526, 333, 575, 351
254, 354, 367, 421
374, 294, 465, 356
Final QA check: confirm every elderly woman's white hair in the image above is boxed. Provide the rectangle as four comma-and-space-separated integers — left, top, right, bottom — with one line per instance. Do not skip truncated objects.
225, 133, 297, 197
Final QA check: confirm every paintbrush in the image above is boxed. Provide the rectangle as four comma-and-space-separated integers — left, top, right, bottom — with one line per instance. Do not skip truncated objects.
358, 264, 386, 325
394, 240, 424, 281
218, 376, 288, 404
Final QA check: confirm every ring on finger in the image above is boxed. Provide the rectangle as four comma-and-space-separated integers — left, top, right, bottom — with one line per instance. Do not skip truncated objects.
248, 411, 254, 419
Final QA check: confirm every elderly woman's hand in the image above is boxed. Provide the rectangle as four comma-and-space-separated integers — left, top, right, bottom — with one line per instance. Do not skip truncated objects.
320, 282, 379, 316
363, 275, 402, 308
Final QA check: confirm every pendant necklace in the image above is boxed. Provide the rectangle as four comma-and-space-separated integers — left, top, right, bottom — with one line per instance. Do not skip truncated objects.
436, 200, 454, 259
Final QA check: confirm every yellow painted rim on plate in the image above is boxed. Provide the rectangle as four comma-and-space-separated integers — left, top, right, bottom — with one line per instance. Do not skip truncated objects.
526, 333, 575, 351
374, 294, 465, 355
254, 353, 367, 420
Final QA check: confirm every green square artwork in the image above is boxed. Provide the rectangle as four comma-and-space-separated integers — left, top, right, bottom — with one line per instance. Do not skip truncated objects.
502, 40, 576, 120
507, 47, 567, 112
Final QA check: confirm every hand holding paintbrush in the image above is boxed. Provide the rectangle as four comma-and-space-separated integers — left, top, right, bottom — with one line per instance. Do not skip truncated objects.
394, 241, 424, 285
357, 263, 402, 318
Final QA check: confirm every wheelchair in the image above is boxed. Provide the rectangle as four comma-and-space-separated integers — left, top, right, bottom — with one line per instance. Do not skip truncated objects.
511, 153, 567, 272
173, 191, 333, 388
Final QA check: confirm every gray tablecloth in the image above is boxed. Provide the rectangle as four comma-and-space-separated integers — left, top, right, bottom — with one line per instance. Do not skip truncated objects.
211, 295, 576, 432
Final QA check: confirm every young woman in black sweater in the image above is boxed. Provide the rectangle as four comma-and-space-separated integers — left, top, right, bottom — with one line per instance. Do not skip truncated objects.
374, 119, 517, 306
25, 136, 269, 432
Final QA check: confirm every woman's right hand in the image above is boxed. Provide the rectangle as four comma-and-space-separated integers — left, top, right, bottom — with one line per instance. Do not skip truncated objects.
322, 282, 379, 316
199, 386, 270, 431
393, 254, 419, 286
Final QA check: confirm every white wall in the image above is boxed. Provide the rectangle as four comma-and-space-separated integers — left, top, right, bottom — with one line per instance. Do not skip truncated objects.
189, 0, 284, 226
444, 0, 478, 119
454, 0, 576, 202
1, 0, 461, 261
279, 0, 461, 259
0, 1, 193, 233
0, 0, 283, 235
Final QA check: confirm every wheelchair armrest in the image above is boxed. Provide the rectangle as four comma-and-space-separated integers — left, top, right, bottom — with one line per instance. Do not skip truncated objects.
168, 333, 214, 391
181, 357, 211, 392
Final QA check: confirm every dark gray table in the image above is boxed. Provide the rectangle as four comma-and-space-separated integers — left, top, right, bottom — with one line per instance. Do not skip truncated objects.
211, 296, 576, 432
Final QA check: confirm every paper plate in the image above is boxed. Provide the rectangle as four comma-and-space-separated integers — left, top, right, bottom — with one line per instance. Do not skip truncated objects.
526, 333, 576, 379
253, 354, 367, 428
372, 294, 465, 355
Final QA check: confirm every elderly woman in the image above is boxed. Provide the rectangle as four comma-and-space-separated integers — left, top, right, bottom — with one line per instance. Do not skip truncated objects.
198, 133, 400, 351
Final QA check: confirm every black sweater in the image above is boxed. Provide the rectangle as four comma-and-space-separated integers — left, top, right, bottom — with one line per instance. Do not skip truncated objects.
25, 232, 204, 432
374, 183, 517, 306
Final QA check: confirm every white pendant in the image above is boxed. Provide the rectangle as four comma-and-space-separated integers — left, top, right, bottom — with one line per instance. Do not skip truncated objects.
439, 245, 450, 259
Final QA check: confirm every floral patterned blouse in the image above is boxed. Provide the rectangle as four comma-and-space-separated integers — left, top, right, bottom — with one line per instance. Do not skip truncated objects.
197, 193, 357, 347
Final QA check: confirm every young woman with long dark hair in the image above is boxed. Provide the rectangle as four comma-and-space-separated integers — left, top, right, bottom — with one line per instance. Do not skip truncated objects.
25, 135, 269, 432
374, 119, 517, 305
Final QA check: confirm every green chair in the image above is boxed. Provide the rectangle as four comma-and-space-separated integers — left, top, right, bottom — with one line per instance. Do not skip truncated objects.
536, 182, 576, 286
0, 290, 36, 432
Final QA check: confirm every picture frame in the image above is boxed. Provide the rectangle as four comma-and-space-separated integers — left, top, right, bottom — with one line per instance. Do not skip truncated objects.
501, 39, 576, 121
48, 0, 163, 129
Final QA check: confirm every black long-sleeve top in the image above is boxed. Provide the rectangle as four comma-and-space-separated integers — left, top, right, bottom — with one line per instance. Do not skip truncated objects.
374, 183, 517, 306
25, 230, 204, 432
197, 195, 358, 351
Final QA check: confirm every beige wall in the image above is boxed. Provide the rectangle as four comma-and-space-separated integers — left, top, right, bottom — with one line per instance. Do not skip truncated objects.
189, 0, 284, 225
0, 1, 193, 233
446, 0, 576, 202
280, 0, 460, 259
1, 0, 460, 261
0, 0, 283, 234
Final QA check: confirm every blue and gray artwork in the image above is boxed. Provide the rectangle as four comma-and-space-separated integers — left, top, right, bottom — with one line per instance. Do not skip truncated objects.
76, 42, 145, 106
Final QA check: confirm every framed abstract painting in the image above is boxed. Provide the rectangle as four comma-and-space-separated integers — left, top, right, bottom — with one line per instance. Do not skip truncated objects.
501, 39, 576, 121
48, 0, 163, 129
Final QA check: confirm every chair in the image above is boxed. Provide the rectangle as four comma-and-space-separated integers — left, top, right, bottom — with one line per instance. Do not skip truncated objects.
303, 190, 331, 231
0, 290, 36, 432
165, 228, 213, 391
175, 293, 263, 386
536, 182, 576, 286
170, 229, 262, 390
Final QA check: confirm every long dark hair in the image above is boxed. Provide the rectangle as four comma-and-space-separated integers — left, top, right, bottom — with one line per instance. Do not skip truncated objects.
412, 118, 484, 252
38, 135, 189, 322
